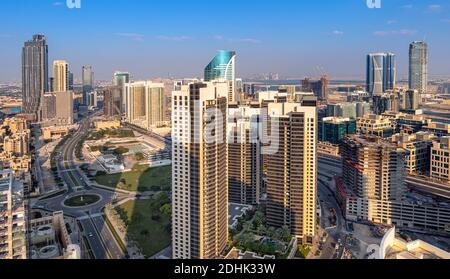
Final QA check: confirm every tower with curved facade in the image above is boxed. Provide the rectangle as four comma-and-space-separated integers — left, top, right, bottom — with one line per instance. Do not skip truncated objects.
204, 50, 236, 103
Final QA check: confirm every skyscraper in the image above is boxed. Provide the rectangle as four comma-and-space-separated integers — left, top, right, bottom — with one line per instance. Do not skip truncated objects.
82, 66, 94, 105
228, 103, 262, 205
409, 41, 428, 96
21, 34, 48, 120
265, 102, 317, 244
103, 86, 122, 118
113, 71, 131, 113
125, 81, 166, 129
172, 81, 229, 259
53, 60, 69, 92
204, 51, 236, 103
366, 53, 396, 96
68, 71, 74, 90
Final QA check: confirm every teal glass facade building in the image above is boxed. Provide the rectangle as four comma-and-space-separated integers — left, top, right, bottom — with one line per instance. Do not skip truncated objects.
204, 51, 236, 102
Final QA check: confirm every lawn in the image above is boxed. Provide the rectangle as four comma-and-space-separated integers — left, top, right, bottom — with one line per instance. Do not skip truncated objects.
115, 194, 171, 257
88, 129, 135, 140
64, 194, 100, 207
94, 165, 171, 192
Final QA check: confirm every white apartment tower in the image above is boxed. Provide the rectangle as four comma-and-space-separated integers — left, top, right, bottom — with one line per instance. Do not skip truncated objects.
171, 80, 229, 259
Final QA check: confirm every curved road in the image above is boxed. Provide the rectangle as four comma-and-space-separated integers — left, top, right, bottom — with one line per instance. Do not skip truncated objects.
34, 113, 125, 259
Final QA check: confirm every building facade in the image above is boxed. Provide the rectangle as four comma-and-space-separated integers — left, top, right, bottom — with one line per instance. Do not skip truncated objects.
228, 103, 262, 205
82, 66, 94, 105
52, 60, 69, 92
409, 41, 428, 96
366, 53, 396, 96
204, 51, 236, 103
171, 81, 229, 259
22, 35, 48, 120
265, 102, 317, 244
125, 81, 166, 130
430, 137, 450, 182
0, 170, 27, 259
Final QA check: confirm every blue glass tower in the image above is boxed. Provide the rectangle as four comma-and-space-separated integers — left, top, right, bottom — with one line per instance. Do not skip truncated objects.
204, 51, 236, 102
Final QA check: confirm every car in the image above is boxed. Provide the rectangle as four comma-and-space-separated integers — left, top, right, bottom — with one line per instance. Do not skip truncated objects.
88, 232, 94, 237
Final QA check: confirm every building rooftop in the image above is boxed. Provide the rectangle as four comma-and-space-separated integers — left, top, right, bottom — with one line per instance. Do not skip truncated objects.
379, 227, 450, 259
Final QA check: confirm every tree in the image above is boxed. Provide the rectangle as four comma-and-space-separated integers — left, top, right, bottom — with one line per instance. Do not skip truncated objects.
158, 192, 170, 205
160, 203, 172, 215
114, 146, 129, 155
253, 211, 265, 227
267, 227, 276, 238
257, 224, 267, 235
280, 225, 291, 242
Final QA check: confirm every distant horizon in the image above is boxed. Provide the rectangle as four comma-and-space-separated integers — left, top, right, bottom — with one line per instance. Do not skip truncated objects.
1, 0, 450, 82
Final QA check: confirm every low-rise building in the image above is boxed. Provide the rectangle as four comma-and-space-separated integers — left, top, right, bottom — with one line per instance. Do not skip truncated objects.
424, 122, 450, 137
378, 227, 450, 259
357, 114, 395, 138
42, 126, 69, 141
94, 120, 121, 130
321, 117, 356, 144
29, 211, 81, 259
430, 137, 450, 182
392, 132, 436, 175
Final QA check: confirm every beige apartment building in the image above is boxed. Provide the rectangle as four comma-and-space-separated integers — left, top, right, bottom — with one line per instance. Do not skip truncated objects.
357, 114, 395, 138
391, 131, 435, 175
42, 91, 74, 125
430, 137, 450, 182
227, 102, 262, 205
3, 132, 29, 156
125, 81, 166, 130
52, 60, 69, 92
171, 81, 229, 259
265, 102, 317, 244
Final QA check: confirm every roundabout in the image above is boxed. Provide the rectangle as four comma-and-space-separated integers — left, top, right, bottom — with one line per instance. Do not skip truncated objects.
64, 194, 102, 207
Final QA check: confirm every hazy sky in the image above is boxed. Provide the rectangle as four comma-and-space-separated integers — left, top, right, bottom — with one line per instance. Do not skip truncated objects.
1, 0, 449, 82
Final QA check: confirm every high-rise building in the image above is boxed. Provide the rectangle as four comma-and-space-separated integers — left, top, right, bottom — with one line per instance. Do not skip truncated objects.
302, 76, 329, 101
82, 66, 94, 105
265, 102, 317, 244
113, 71, 131, 113
42, 91, 74, 125
403, 89, 420, 111
125, 81, 166, 130
172, 81, 229, 259
338, 135, 450, 231
228, 103, 262, 205
103, 86, 122, 118
409, 41, 428, 96
21, 34, 48, 120
366, 53, 396, 96
341, 135, 406, 203
52, 60, 69, 92
0, 170, 27, 259
68, 71, 74, 90
204, 51, 236, 103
